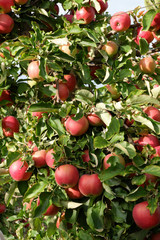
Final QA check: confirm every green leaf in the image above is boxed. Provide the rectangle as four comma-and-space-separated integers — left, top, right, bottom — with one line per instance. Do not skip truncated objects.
80, 40, 97, 48
77, 63, 91, 84
111, 201, 127, 223
125, 187, 147, 202
29, 102, 56, 112
142, 9, 157, 31
34, 192, 51, 218
94, 136, 109, 149
7, 152, 21, 167
5, 182, 17, 206
144, 165, 160, 177
103, 182, 115, 200
65, 209, 78, 224
91, 0, 101, 12
63, 0, 73, 10
60, 200, 83, 209
54, 50, 75, 62
68, 25, 82, 34
24, 181, 48, 201
105, 117, 120, 140
48, 117, 65, 136
18, 181, 28, 196
127, 95, 160, 106
99, 164, 125, 181
119, 69, 132, 80
75, 89, 94, 104
139, 38, 149, 55
78, 230, 93, 240
131, 175, 146, 185
114, 141, 136, 159
96, 111, 112, 127
129, 229, 149, 240
47, 222, 56, 238
133, 155, 145, 166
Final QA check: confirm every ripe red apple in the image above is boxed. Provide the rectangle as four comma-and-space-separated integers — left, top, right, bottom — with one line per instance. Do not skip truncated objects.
96, 0, 108, 14
0, 14, 14, 34
54, 4, 59, 15
0, 204, 6, 213
45, 149, 55, 169
58, 82, 70, 101
0, 0, 14, 13
32, 150, 46, 168
55, 164, 79, 188
78, 174, 103, 197
87, 113, 104, 126
27, 141, 38, 152
125, 118, 134, 127
106, 84, 120, 99
65, 116, 89, 136
110, 11, 131, 32
2, 116, 19, 137
103, 153, 125, 170
144, 173, 157, 185
151, 232, 160, 240
102, 41, 118, 57
64, 14, 74, 23
76, 7, 95, 24
82, 149, 90, 162
65, 185, 84, 199
136, 134, 160, 150
89, 66, 101, 79
139, 56, 156, 74
27, 61, 49, 80
37, 197, 59, 216
135, 27, 154, 45
143, 106, 160, 122
14, 0, 28, 5
9, 158, 32, 181
132, 201, 160, 229
32, 112, 44, 119
0, 90, 13, 106
150, 13, 160, 31
64, 74, 76, 92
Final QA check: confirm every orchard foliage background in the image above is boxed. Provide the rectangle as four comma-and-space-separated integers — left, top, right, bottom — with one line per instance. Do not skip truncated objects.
1, 0, 160, 239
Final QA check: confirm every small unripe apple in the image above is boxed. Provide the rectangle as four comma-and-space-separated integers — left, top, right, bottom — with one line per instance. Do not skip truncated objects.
103, 153, 125, 170
9, 158, 32, 181
65, 116, 89, 136
76, 6, 95, 24
15, 0, 28, 5
143, 106, 160, 122
82, 149, 90, 162
151, 232, 160, 240
27, 61, 49, 80
0, 0, 14, 13
102, 41, 118, 57
58, 82, 70, 101
0, 204, 6, 213
110, 11, 131, 32
0, 14, 14, 34
0, 90, 13, 106
87, 113, 104, 126
2, 116, 19, 137
45, 149, 55, 169
135, 26, 154, 45
139, 56, 156, 74
32, 150, 47, 168
64, 74, 76, 92
55, 164, 79, 188
65, 185, 84, 199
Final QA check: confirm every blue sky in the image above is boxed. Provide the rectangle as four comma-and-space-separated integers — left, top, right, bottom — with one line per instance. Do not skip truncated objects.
108, 0, 144, 14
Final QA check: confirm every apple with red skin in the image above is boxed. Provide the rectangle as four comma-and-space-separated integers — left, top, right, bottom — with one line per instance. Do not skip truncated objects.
136, 134, 160, 151
103, 153, 125, 170
151, 232, 160, 240
78, 173, 103, 197
32, 112, 44, 119
76, 7, 95, 24
65, 116, 89, 136
150, 13, 160, 31
110, 11, 131, 32
143, 106, 160, 122
0, 14, 14, 34
135, 27, 154, 45
65, 185, 84, 199
96, 0, 108, 14
53, 4, 59, 14
0, 90, 13, 106
0, 204, 6, 213
64, 74, 76, 92
0, 0, 14, 13
132, 201, 160, 229
82, 149, 90, 162
64, 15, 74, 23
45, 149, 55, 169
27, 141, 38, 152
55, 164, 79, 188
9, 158, 32, 181
2, 116, 19, 137
89, 66, 101, 79
32, 150, 46, 168
58, 82, 70, 101
102, 41, 118, 57
106, 84, 120, 99
27, 61, 49, 80
37, 197, 59, 216
139, 56, 156, 74
125, 118, 134, 127
87, 113, 104, 126
15, 0, 28, 5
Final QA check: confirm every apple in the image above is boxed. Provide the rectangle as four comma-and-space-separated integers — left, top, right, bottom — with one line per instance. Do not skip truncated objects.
27, 141, 38, 152
132, 201, 160, 229
102, 41, 118, 57
64, 14, 74, 23
0, 46, 11, 58
110, 11, 131, 32
14, 0, 28, 5
45, 149, 55, 169
27, 61, 49, 80
58, 82, 70, 101
9, 158, 32, 181
0, 204, 6, 213
32, 150, 46, 168
65, 185, 84, 199
150, 13, 160, 31
143, 106, 160, 122
139, 56, 156, 74
32, 112, 44, 119
136, 134, 160, 150
135, 27, 154, 45
0, 90, 13, 106
87, 113, 104, 126
65, 116, 89, 136
0, 0, 14, 13
106, 84, 120, 99
0, 14, 14, 34
89, 66, 101, 79
82, 149, 90, 162
103, 153, 125, 170
125, 118, 134, 127
64, 74, 76, 92
76, 7, 95, 24
2, 116, 19, 137
37, 197, 59, 216
55, 164, 79, 188
78, 173, 103, 197
96, 0, 108, 14
151, 232, 160, 240
144, 173, 157, 185
54, 4, 59, 15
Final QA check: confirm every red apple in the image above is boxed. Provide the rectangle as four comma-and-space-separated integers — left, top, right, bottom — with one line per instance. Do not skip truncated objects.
0, 0, 14, 13
96, 0, 108, 14
110, 11, 131, 32
45, 149, 55, 169
102, 41, 118, 57
27, 61, 49, 80
55, 164, 79, 188
0, 90, 13, 106
136, 134, 160, 150
151, 13, 160, 31
132, 201, 160, 229
78, 174, 103, 197
32, 150, 46, 168
135, 27, 154, 45
9, 158, 32, 181
76, 7, 95, 24
151, 232, 160, 240
0, 14, 14, 34
82, 149, 91, 162
37, 197, 59, 216
106, 84, 120, 99
65, 185, 84, 199
65, 116, 89, 136
139, 56, 156, 74
2, 116, 19, 137
0, 46, 11, 58
54, 4, 59, 14
27, 141, 38, 152
0, 204, 6, 213
125, 118, 134, 127
87, 113, 104, 126
103, 153, 125, 170
89, 66, 101, 79
32, 112, 44, 119
144, 173, 157, 185
143, 106, 160, 122
64, 14, 74, 23
58, 82, 70, 101
64, 74, 76, 92
15, 0, 28, 5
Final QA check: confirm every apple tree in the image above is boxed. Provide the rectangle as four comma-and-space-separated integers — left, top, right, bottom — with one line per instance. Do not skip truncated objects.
1, 0, 160, 239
